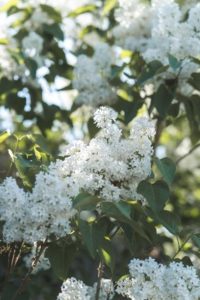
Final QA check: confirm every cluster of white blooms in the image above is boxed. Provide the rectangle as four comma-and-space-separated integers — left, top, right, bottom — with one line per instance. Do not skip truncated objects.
141, 1, 200, 66
24, 243, 50, 274
0, 108, 154, 243
115, 0, 200, 62
0, 172, 76, 243
73, 43, 116, 107
114, 0, 200, 96
0, 12, 26, 79
0, 178, 30, 243
23, 6, 54, 30
114, 0, 152, 52
61, 107, 155, 202
57, 258, 200, 299
116, 258, 200, 300
57, 277, 114, 300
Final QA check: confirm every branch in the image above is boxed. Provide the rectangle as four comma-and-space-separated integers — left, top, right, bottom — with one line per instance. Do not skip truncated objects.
11, 241, 47, 300
176, 143, 200, 165
95, 261, 104, 300
172, 235, 192, 259
153, 118, 164, 154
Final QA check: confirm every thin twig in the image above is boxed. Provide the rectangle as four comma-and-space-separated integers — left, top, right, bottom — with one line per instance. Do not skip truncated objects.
95, 261, 104, 300
176, 143, 200, 165
172, 235, 192, 259
109, 226, 120, 239
153, 118, 163, 154
11, 242, 24, 272
11, 241, 47, 300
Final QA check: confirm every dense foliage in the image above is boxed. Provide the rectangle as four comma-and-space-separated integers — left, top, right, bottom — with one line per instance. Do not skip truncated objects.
0, 0, 200, 299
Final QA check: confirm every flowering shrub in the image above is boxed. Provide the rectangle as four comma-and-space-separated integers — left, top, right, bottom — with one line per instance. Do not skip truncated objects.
0, 0, 200, 299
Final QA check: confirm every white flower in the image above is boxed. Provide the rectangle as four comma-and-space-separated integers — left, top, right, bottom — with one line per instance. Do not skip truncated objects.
114, 0, 200, 96
116, 258, 200, 300
57, 278, 92, 300
57, 278, 114, 300
93, 106, 118, 128
0, 169, 77, 243
0, 108, 155, 243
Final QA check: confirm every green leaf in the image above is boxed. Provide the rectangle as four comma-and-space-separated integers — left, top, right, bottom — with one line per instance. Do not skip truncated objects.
46, 243, 77, 280
40, 4, 62, 23
25, 58, 38, 78
14, 154, 34, 188
157, 210, 180, 234
68, 5, 97, 17
102, 0, 117, 15
114, 96, 143, 125
0, 0, 19, 12
0, 131, 10, 144
192, 234, 200, 248
88, 117, 99, 138
101, 201, 132, 223
137, 180, 170, 212
188, 72, 200, 90
99, 237, 115, 273
101, 201, 152, 241
151, 84, 175, 118
33, 145, 50, 164
79, 219, 107, 259
43, 24, 64, 40
73, 193, 100, 211
137, 61, 167, 85
155, 157, 176, 185
168, 54, 182, 71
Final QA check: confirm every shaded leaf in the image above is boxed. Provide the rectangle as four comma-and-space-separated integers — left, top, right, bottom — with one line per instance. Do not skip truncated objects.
137, 180, 170, 212
155, 157, 176, 185
79, 219, 107, 259
192, 234, 200, 248
46, 243, 77, 280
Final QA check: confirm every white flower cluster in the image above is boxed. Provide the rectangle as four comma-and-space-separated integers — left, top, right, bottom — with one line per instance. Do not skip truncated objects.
0, 12, 26, 79
57, 258, 200, 300
57, 277, 114, 300
0, 108, 154, 243
24, 243, 50, 274
116, 258, 200, 300
114, 0, 152, 52
61, 107, 155, 202
114, 0, 200, 96
23, 6, 54, 30
115, 0, 200, 63
0, 173, 76, 243
73, 43, 116, 107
